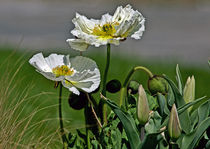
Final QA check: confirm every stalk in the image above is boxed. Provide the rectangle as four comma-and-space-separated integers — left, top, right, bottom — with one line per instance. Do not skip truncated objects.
85, 104, 91, 149
119, 66, 153, 106
58, 83, 68, 148
101, 44, 111, 125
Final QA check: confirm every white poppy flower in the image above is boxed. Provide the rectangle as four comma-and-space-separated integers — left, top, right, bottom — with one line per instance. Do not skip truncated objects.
67, 4, 145, 51
29, 53, 100, 95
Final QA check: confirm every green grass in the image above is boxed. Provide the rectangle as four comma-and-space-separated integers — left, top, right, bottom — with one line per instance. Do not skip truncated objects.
0, 47, 209, 148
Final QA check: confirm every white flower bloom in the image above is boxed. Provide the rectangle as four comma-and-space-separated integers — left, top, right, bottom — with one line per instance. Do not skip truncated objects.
67, 4, 145, 51
29, 53, 100, 95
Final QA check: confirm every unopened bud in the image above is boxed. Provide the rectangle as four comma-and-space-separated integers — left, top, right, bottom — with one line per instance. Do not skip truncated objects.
183, 76, 195, 104
106, 79, 121, 93
137, 85, 150, 125
68, 92, 87, 110
148, 75, 168, 95
168, 104, 182, 140
128, 80, 140, 94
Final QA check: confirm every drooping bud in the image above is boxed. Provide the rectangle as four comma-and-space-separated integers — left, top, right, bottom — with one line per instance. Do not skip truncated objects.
148, 75, 168, 95
106, 79, 121, 93
137, 85, 150, 125
168, 104, 182, 140
127, 80, 140, 94
183, 76, 195, 104
68, 92, 87, 110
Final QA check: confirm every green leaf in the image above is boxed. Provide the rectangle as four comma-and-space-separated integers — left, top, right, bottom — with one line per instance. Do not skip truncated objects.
157, 93, 167, 116
190, 110, 198, 131
138, 133, 162, 149
167, 86, 175, 106
178, 96, 206, 114
145, 111, 162, 134
161, 96, 206, 128
198, 100, 210, 124
147, 93, 158, 110
176, 64, 183, 95
164, 75, 191, 134
181, 117, 210, 149
104, 98, 141, 149
191, 97, 209, 114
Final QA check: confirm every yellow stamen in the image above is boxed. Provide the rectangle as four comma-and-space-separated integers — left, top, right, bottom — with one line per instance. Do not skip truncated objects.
92, 22, 118, 39
52, 65, 74, 77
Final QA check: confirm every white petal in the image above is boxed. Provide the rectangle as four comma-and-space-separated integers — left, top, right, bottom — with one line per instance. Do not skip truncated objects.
131, 18, 145, 39
29, 53, 52, 72
62, 81, 80, 95
72, 13, 95, 34
113, 4, 145, 39
65, 56, 100, 93
66, 39, 89, 51
29, 53, 71, 82
100, 13, 113, 25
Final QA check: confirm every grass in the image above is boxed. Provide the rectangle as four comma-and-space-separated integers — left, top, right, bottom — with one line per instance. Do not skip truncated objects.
0, 46, 209, 148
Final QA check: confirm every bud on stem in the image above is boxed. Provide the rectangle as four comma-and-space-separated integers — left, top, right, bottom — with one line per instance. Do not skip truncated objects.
148, 75, 168, 95
183, 76, 195, 104
168, 104, 182, 140
137, 85, 150, 125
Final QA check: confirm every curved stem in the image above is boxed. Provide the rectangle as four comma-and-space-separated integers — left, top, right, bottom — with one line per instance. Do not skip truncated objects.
119, 66, 154, 106
58, 83, 68, 148
101, 44, 111, 125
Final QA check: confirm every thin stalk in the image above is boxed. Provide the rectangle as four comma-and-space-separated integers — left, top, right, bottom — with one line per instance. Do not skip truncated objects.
119, 66, 153, 106
140, 127, 145, 141
58, 83, 68, 148
101, 44, 111, 125
85, 104, 91, 149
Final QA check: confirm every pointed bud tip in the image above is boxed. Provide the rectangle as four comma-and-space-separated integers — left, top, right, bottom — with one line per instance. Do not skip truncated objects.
168, 104, 182, 140
137, 85, 150, 125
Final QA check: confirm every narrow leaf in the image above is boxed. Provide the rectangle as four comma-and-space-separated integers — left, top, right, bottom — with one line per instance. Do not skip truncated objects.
157, 93, 166, 116
161, 96, 206, 128
176, 64, 183, 95
103, 96, 140, 149
181, 117, 210, 149
198, 100, 209, 124
164, 75, 191, 134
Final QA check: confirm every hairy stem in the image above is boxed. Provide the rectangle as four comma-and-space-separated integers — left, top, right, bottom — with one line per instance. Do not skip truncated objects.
85, 104, 91, 149
119, 66, 153, 106
101, 44, 111, 125
58, 83, 68, 148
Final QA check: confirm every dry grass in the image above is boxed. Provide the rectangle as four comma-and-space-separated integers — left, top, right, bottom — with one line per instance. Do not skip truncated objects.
0, 53, 63, 149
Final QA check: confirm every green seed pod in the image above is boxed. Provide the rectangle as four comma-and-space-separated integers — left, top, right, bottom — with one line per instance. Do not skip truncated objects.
127, 80, 140, 94
148, 75, 168, 95
68, 92, 87, 110
168, 104, 182, 140
137, 85, 150, 125
106, 79, 121, 93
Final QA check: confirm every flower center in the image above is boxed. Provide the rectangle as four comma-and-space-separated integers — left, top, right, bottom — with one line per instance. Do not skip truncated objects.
92, 23, 117, 38
52, 65, 74, 77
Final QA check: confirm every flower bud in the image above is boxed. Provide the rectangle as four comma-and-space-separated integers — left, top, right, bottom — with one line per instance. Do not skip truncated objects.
68, 92, 87, 110
168, 104, 182, 140
127, 80, 140, 94
137, 85, 150, 125
148, 75, 168, 95
106, 79, 121, 93
183, 76, 195, 104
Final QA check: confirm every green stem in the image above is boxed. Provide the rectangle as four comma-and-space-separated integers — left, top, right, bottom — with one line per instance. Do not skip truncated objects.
101, 44, 111, 125
58, 83, 68, 148
140, 127, 145, 141
85, 104, 91, 149
119, 66, 153, 106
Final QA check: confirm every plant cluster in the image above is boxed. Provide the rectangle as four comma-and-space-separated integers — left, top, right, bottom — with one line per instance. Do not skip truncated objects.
29, 4, 210, 149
